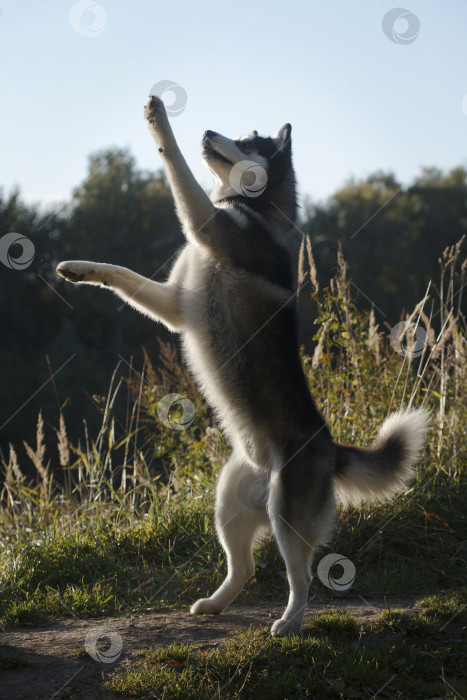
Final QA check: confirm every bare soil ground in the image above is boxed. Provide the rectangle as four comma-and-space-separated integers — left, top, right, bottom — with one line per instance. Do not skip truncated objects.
0, 599, 417, 700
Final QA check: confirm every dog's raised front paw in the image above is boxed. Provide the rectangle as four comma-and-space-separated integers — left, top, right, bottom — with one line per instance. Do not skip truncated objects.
190, 598, 224, 615
56, 261, 99, 284
144, 95, 173, 148
270, 617, 302, 637
144, 95, 169, 130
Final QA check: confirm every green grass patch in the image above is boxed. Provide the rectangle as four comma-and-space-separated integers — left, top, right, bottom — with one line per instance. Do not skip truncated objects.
1, 482, 466, 628
0, 494, 229, 627
106, 619, 467, 699
1, 491, 465, 630
305, 609, 360, 637
373, 609, 437, 637
418, 589, 467, 624
70, 646, 90, 660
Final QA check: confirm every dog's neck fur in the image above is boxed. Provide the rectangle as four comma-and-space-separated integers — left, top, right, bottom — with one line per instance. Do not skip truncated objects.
212, 164, 297, 236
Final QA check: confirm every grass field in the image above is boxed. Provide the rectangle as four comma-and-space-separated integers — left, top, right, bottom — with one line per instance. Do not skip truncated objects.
1, 240, 466, 698
106, 600, 467, 699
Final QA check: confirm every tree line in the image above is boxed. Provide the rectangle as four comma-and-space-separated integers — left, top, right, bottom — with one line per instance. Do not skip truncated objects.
1, 148, 465, 467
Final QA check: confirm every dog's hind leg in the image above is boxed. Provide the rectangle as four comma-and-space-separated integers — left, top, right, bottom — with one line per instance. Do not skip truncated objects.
268, 458, 335, 637
190, 456, 269, 615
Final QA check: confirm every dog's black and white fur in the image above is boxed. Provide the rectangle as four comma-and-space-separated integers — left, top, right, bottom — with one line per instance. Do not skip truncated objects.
57, 96, 428, 636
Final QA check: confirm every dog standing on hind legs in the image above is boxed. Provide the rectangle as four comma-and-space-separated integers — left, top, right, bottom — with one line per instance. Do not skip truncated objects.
57, 94, 429, 636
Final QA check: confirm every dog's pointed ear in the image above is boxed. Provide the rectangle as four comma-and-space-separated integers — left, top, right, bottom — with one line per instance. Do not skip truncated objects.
273, 123, 292, 152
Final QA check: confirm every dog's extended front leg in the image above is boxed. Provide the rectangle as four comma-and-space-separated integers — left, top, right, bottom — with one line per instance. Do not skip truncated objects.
56, 261, 182, 331
144, 96, 217, 243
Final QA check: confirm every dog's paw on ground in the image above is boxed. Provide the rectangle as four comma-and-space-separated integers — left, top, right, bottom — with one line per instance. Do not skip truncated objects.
190, 598, 224, 615
270, 617, 302, 637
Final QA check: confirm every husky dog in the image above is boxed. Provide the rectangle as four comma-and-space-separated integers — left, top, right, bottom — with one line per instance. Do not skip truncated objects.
57, 95, 428, 636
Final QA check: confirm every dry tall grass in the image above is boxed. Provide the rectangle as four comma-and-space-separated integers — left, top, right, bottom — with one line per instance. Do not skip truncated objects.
1, 238, 465, 537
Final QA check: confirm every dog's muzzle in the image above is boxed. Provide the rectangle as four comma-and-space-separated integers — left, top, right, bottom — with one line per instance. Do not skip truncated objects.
203, 130, 217, 141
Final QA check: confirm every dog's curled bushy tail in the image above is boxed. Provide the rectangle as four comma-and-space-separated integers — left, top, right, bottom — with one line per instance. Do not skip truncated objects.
333, 409, 429, 506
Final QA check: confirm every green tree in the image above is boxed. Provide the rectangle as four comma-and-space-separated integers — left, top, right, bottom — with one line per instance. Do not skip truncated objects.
0, 149, 184, 466
300, 168, 467, 324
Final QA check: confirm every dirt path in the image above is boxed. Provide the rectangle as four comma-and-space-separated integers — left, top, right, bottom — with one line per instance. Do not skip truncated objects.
0, 599, 417, 699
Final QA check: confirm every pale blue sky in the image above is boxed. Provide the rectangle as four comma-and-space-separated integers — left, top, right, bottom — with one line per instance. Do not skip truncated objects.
0, 0, 466, 209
